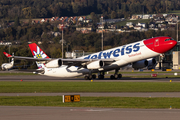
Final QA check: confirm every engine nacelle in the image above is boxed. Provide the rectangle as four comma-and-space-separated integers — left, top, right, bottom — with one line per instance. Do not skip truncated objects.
132, 60, 148, 69
45, 59, 62, 68
147, 58, 156, 69
147, 58, 156, 66
87, 60, 104, 69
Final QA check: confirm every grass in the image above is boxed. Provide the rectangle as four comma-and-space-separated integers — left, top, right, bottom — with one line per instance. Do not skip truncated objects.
0, 81, 180, 93
168, 10, 180, 16
168, 10, 180, 13
0, 96, 179, 108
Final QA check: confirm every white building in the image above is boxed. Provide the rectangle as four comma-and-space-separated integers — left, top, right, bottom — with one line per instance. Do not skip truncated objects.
137, 23, 146, 28
142, 15, 150, 19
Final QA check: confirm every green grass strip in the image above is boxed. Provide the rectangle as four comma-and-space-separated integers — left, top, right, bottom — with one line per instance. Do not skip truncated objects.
0, 82, 180, 93
0, 96, 179, 109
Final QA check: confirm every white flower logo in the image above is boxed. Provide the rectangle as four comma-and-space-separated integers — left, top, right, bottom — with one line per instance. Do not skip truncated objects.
33, 46, 47, 59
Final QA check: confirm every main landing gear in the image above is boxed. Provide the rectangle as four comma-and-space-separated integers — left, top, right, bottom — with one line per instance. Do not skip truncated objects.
110, 74, 122, 79
84, 74, 96, 80
98, 72, 104, 79
84, 69, 122, 80
84, 72, 104, 80
110, 69, 122, 79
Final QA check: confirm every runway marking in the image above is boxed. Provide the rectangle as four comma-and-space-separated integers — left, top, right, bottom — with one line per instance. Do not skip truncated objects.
70, 109, 112, 112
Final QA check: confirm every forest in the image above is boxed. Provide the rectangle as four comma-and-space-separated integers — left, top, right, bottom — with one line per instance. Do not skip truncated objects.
0, 0, 180, 19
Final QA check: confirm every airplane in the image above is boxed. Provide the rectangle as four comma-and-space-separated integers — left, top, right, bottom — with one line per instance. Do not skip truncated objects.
3, 36, 177, 79
1, 53, 14, 71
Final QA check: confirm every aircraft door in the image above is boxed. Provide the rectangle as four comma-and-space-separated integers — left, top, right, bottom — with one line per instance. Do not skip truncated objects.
154, 39, 159, 47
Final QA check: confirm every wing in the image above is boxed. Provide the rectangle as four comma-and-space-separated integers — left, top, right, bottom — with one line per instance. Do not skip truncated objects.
3, 52, 116, 68
62, 58, 115, 68
3, 52, 52, 61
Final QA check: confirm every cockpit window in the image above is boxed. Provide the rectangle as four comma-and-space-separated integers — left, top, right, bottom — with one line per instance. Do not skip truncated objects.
165, 38, 174, 41
165, 39, 170, 41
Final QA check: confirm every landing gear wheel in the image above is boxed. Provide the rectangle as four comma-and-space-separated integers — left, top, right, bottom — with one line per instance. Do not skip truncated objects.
84, 76, 89, 80
98, 75, 104, 79
110, 74, 122, 79
98, 72, 104, 79
89, 75, 92, 80
114, 74, 118, 79
110, 75, 115, 79
92, 74, 96, 79
118, 74, 122, 79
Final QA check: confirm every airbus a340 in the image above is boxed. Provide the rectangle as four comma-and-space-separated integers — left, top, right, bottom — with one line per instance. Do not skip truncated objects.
3, 36, 177, 79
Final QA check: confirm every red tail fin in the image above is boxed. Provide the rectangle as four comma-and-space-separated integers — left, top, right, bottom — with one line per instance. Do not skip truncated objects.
29, 43, 49, 59
3, 52, 12, 58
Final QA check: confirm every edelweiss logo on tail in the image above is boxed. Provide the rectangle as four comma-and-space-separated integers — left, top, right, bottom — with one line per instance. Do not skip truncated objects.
33, 46, 48, 59
29, 43, 49, 69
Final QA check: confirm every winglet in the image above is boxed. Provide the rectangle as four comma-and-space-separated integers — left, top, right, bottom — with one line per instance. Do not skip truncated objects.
3, 52, 12, 58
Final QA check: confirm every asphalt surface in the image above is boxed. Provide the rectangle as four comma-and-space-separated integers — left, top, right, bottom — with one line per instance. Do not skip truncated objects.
0, 106, 179, 120
1, 73, 180, 120
0, 74, 180, 82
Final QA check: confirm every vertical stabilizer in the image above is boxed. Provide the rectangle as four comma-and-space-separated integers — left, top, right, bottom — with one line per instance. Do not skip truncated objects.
29, 43, 49, 69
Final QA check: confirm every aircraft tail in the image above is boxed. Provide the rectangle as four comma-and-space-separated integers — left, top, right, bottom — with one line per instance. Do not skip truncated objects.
3, 52, 14, 65
29, 43, 50, 69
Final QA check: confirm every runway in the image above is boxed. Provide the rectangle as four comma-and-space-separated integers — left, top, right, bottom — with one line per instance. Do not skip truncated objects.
1, 74, 180, 120
0, 75, 180, 82
0, 106, 179, 120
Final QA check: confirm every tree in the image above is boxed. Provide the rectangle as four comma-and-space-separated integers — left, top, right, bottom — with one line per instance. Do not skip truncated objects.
90, 12, 95, 19
53, 27, 58, 32
111, 11, 117, 19
40, 8, 48, 17
14, 16, 20, 27
22, 7, 32, 18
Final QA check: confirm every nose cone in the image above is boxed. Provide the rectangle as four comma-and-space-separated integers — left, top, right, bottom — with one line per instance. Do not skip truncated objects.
144, 37, 177, 53
157, 40, 177, 53
170, 40, 177, 46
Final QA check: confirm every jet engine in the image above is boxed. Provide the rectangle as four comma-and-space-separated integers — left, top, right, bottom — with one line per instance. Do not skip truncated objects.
132, 60, 148, 69
87, 60, 104, 69
45, 59, 62, 68
147, 58, 156, 69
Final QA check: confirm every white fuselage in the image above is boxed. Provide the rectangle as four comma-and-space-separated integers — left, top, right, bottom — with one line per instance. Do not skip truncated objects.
1, 62, 13, 70
43, 40, 159, 77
